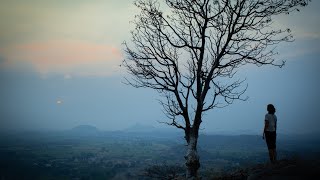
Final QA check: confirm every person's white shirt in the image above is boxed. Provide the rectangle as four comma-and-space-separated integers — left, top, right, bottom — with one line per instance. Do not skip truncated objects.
265, 114, 277, 132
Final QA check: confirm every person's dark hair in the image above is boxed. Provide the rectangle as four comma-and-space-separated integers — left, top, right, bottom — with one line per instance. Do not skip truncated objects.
267, 104, 276, 114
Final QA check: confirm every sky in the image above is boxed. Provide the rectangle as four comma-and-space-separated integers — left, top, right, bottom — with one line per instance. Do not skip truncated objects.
0, 0, 319, 135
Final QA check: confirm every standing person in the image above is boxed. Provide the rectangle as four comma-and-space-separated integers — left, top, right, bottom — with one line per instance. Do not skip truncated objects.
262, 104, 277, 163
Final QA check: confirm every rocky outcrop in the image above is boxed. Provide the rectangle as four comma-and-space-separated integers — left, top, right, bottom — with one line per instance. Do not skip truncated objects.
211, 159, 320, 180
247, 159, 320, 180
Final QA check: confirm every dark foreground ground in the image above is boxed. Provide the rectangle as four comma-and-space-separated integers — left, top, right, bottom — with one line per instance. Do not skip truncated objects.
211, 158, 320, 180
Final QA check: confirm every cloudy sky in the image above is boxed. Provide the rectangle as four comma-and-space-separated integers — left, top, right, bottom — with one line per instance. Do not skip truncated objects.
0, 0, 319, 134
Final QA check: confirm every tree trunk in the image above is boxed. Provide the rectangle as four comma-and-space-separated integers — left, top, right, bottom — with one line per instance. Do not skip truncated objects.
185, 133, 200, 179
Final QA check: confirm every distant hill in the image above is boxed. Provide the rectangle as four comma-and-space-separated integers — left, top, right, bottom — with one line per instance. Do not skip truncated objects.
72, 125, 99, 131
70, 125, 100, 136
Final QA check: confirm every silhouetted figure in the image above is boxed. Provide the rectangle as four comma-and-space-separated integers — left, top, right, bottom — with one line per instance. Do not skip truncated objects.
263, 104, 277, 163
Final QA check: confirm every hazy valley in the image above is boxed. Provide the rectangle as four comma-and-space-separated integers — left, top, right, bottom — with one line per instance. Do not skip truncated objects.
1, 125, 320, 179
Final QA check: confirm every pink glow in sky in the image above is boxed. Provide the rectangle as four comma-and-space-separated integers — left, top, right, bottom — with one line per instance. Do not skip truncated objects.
0, 0, 319, 133
1, 40, 122, 75
0, 0, 135, 76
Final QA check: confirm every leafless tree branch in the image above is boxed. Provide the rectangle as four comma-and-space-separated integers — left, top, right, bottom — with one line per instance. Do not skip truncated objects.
123, 0, 310, 177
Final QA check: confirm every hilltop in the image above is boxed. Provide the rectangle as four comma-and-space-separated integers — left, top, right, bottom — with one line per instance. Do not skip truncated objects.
209, 158, 320, 180
71, 124, 99, 132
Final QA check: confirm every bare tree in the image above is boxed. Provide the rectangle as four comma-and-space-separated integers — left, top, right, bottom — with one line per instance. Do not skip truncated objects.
123, 0, 309, 179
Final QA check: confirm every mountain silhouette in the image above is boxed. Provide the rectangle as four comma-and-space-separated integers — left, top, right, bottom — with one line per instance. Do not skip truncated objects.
70, 125, 100, 136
